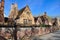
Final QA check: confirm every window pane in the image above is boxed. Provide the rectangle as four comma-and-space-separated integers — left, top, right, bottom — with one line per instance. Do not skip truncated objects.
24, 19, 28, 24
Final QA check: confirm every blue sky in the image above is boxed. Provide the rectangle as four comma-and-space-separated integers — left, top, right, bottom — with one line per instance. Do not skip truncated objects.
4, 0, 60, 17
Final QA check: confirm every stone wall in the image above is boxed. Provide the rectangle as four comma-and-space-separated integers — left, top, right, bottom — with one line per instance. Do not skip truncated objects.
17, 26, 59, 40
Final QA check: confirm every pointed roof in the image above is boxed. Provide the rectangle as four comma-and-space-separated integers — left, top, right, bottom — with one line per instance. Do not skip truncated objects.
16, 5, 30, 19
18, 5, 29, 15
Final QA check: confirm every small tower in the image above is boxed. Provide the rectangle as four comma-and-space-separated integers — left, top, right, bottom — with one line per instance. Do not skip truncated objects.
9, 3, 18, 19
0, 0, 4, 22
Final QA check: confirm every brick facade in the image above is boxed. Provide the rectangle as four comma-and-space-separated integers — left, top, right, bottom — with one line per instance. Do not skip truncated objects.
0, 0, 4, 22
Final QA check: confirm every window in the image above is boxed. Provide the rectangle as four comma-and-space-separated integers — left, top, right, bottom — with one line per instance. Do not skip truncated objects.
23, 19, 28, 24
23, 19, 32, 25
